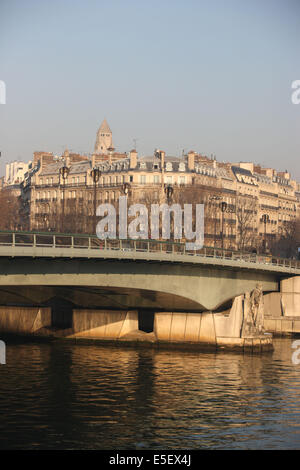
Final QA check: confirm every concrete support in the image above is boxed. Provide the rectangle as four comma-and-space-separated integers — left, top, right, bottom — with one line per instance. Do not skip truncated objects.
0, 306, 51, 334
69, 309, 139, 339
154, 293, 272, 352
263, 276, 300, 335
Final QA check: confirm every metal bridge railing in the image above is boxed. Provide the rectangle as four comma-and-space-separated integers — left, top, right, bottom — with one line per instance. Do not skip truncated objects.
0, 230, 299, 270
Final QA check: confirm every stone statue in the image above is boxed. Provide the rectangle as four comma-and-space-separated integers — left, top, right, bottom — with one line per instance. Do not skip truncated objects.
242, 284, 265, 337
250, 283, 264, 332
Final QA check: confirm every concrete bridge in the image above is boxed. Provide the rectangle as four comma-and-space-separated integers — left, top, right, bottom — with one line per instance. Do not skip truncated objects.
0, 231, 299, 311
0, 231, 299, 351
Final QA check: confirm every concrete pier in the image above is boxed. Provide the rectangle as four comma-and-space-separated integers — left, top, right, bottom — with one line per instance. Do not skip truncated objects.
264, 276, 300, 336
70, 309, 139, 339
0, 306, 51, 334
0, 290, 273, 352
154, 295, 272, 352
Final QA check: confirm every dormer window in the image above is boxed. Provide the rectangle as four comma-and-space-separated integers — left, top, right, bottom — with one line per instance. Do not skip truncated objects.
179, 162, 185, 172
140, 162, 147, 169
166, 162, 173, 171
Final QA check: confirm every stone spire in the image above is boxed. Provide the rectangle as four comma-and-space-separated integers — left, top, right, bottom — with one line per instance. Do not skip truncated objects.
94, 119, 114, 154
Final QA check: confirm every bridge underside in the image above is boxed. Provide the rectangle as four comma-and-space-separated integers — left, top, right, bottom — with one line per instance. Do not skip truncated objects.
0, 285, 207, 312
0, 257, 280, 311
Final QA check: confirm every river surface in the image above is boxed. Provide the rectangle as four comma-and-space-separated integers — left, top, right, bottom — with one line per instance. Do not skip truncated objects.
0, 337, 300, 450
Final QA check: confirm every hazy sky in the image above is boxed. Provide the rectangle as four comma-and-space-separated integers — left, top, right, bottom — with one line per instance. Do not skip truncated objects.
1, 0, 300, 180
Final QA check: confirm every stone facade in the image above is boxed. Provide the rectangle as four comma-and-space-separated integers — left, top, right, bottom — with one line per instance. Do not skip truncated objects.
4, 119, 298, 253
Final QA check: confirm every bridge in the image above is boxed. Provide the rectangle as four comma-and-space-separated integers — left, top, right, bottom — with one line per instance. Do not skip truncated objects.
0, 230, 299, 351
0, 230, 299, 312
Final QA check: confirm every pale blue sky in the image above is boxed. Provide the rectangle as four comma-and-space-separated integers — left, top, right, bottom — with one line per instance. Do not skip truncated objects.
0, 0, 300, 179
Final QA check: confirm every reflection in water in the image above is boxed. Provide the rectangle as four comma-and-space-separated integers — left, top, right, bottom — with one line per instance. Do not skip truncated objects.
0, 338, 300, 449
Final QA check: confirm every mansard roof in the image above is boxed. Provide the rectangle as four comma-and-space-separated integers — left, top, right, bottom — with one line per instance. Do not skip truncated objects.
39, 160, 91, 176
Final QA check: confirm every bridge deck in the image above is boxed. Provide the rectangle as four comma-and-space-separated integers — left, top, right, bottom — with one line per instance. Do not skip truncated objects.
0, 231, 299, 276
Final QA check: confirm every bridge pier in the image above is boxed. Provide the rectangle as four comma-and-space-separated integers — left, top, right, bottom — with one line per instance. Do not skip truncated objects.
0, 291, 273, 352
0, 306, 51, 335
70, 309, 139, 339
154, 295, 272, 352
264, 276, 300, 335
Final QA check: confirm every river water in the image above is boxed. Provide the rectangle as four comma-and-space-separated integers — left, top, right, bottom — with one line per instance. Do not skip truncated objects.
0, 337, 300, 450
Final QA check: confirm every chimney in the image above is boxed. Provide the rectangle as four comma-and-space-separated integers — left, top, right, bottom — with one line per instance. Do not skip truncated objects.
129, 149, 137, 169
188, 151, 195, 171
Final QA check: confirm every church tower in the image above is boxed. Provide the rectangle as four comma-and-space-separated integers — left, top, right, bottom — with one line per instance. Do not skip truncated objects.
94, 119, 114, 154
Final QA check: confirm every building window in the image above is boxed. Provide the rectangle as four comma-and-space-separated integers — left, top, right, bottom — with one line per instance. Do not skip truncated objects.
153, 175, 160, 184
140, 175, 146, 184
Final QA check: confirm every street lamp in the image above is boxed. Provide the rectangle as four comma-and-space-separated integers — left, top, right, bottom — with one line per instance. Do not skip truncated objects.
122, 182, 130, 196
91, 167, 101, 233
220, 201, 228, 251
59, 164, 69, 233
209, 195, 221, 247
262, 213, 270, 253
164, 184, 173, 203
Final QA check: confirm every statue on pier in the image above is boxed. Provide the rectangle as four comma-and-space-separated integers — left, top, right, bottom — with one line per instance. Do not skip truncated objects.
242, 283, 265, 336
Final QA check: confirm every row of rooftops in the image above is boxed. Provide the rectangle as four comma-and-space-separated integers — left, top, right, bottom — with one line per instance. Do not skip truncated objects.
5, 148, 299, 194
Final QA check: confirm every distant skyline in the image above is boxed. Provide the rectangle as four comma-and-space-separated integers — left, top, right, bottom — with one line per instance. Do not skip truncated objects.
0, 0, 300, 180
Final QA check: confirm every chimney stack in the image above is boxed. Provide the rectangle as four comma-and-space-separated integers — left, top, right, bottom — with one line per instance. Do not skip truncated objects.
188, 151, 195, 171
129, 149, 137, 169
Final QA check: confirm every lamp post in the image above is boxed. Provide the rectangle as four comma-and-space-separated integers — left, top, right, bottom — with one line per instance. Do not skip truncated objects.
220, 201, 228, 251
59, 164, 69, 233
262, 213, 270, 253
91, 167, 101, 233
122, 182, 130, 196
164, 184, 173, 203
209, 195, 221, 247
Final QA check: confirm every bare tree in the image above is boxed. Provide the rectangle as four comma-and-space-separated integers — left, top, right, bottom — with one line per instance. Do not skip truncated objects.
235, 194, 258, 252
271, 218, 300, 258
0, 189, 21, 230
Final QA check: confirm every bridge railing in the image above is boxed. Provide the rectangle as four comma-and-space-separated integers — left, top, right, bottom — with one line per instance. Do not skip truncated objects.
0, 230, 299, 270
